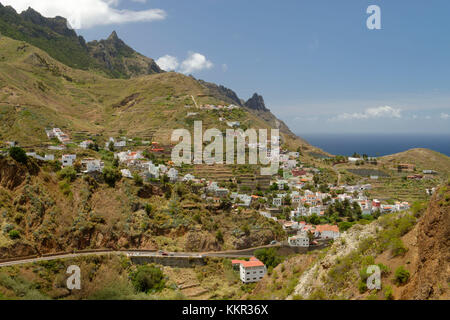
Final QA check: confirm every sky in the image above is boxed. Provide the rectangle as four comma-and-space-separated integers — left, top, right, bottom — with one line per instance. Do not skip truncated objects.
3, 0, 450, 134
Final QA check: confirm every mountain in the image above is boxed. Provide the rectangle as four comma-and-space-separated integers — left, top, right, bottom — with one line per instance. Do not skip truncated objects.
245, 93, 269, 112
87, 31, 162, 78
0, 4, 161, 79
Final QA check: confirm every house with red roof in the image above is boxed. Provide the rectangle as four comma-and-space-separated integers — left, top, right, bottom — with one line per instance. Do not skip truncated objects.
232, 257, 267, 283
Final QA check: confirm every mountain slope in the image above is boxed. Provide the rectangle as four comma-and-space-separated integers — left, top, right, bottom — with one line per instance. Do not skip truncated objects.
380, 148, 450, 175
0, 36, 307, 149
0, 4, 161, 79
87, 31, 162, 78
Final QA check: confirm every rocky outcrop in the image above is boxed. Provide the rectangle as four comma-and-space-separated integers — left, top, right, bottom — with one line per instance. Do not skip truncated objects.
87, 31, 162, 78
245, 93, 269, 112
400, 185, 450, 300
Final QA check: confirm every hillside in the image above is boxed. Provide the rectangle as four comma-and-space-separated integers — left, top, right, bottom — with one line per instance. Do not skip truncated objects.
0, 4, 161, 79
0, 156, 285, 259
380, 148, 450, 175
0, 35, 311, 153
272, 182, 449, 300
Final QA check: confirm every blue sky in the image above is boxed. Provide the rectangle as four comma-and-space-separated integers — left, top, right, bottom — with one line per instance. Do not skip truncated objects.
6, 0, 450, 134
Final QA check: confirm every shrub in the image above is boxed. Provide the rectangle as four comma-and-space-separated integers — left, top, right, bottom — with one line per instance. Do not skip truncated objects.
9, 147, 27, 164
358, 280, 368, 293
215, 230, 224, 243
394, 266, 410, 285
390, 238, 408, 257
58, 166, 77, 182
130, 265, 165, 293
133, 173, 143, 186
103, 167, 121, 187
384, 285, 394, 300
8, 229, 20, 239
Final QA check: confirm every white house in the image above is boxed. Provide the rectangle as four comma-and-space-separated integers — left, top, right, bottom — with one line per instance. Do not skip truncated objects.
81, 159, 104, 173
167, 168, 178, 182
182, 174, 195, 182
233, 258, 266, 283
273, 198, 282, 207
79, 140, 94, 149
288, 233, 310, 247
120, 169, 133, 179
61, 154, 76, 167
106, 137, 126, 149
315, 225, 340, 240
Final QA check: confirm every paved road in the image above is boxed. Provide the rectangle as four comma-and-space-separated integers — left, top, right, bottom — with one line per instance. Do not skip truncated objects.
0, 244, 281, 268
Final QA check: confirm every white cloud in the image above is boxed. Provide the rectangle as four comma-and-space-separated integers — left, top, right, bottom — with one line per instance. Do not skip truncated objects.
156, 52, 214, 74
221, 64, 228, 72
180, 52, 213, 74
331, 106, 402, 121
156, 55, 179, 71
441, 113, 450, 120
2, 0, 166, 29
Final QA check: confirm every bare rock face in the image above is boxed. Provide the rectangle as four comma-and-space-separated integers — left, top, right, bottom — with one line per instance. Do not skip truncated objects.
245, 93, 269, 112
184, 232, 221, 252
400, 185, 450, 300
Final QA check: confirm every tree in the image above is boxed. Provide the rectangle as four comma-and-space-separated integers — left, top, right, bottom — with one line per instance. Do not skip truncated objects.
133, 172, 143, 186
130, 265, 165, 293
9, 147, 27, 164
216, 230, 224, 243
103, 166, 121, 187
254, 248, 283, 269
108, 141, 115, 152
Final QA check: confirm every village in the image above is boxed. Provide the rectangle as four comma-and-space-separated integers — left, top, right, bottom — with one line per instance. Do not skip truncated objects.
1, 125, 423, 284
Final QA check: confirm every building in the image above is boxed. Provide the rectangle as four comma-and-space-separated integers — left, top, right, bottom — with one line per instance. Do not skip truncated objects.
232, 258, 267, 283
81, 158, 104, 173
315, 224, 340, 239
273, 198, 282, 207
120, 169, 133, 179
106, 137, 126, 149
215, 188, 229, 198
79, 140, 94, 149
288, 233, 310, 247
167, 168, 179, 182
61, 154, 76, 167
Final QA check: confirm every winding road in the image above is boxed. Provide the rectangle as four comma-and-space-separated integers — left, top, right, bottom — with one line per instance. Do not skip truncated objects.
0, 244, 283, 268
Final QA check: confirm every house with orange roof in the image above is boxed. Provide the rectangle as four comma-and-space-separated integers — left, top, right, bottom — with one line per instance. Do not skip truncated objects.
315, 224, 340, 239
233, 258, 267, 283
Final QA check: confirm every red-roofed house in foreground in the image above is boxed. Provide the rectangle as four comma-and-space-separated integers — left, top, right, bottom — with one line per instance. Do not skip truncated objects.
232, 257, 267, 283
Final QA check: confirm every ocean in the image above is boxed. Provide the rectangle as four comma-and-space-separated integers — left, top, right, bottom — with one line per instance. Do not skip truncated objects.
299, 133, 450, 157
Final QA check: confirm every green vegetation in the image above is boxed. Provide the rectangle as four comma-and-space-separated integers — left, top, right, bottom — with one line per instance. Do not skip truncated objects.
103, 167, 121, 187
130, 265, 166, 293
9, 147, 27, 164
254, 248, 283, 269
394, 266, 410, 285
384, 285, 394, 300
58, 167, 77, 182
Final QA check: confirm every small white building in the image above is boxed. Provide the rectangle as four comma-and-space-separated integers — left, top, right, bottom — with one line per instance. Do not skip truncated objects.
120, 169, 133, 179
182, 174, 195, 182
315, 225, 340, 240
288, 233, 310, 247
167, 168, 179, 182
61, 154, 76, 167
273, 198, 282, 207
233, 258, 267, 283
81, 159, 104, 173
79, 140, 94, 149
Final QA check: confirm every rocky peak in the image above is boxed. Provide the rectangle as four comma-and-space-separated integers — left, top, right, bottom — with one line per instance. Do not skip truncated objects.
245, 93, 269, 112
